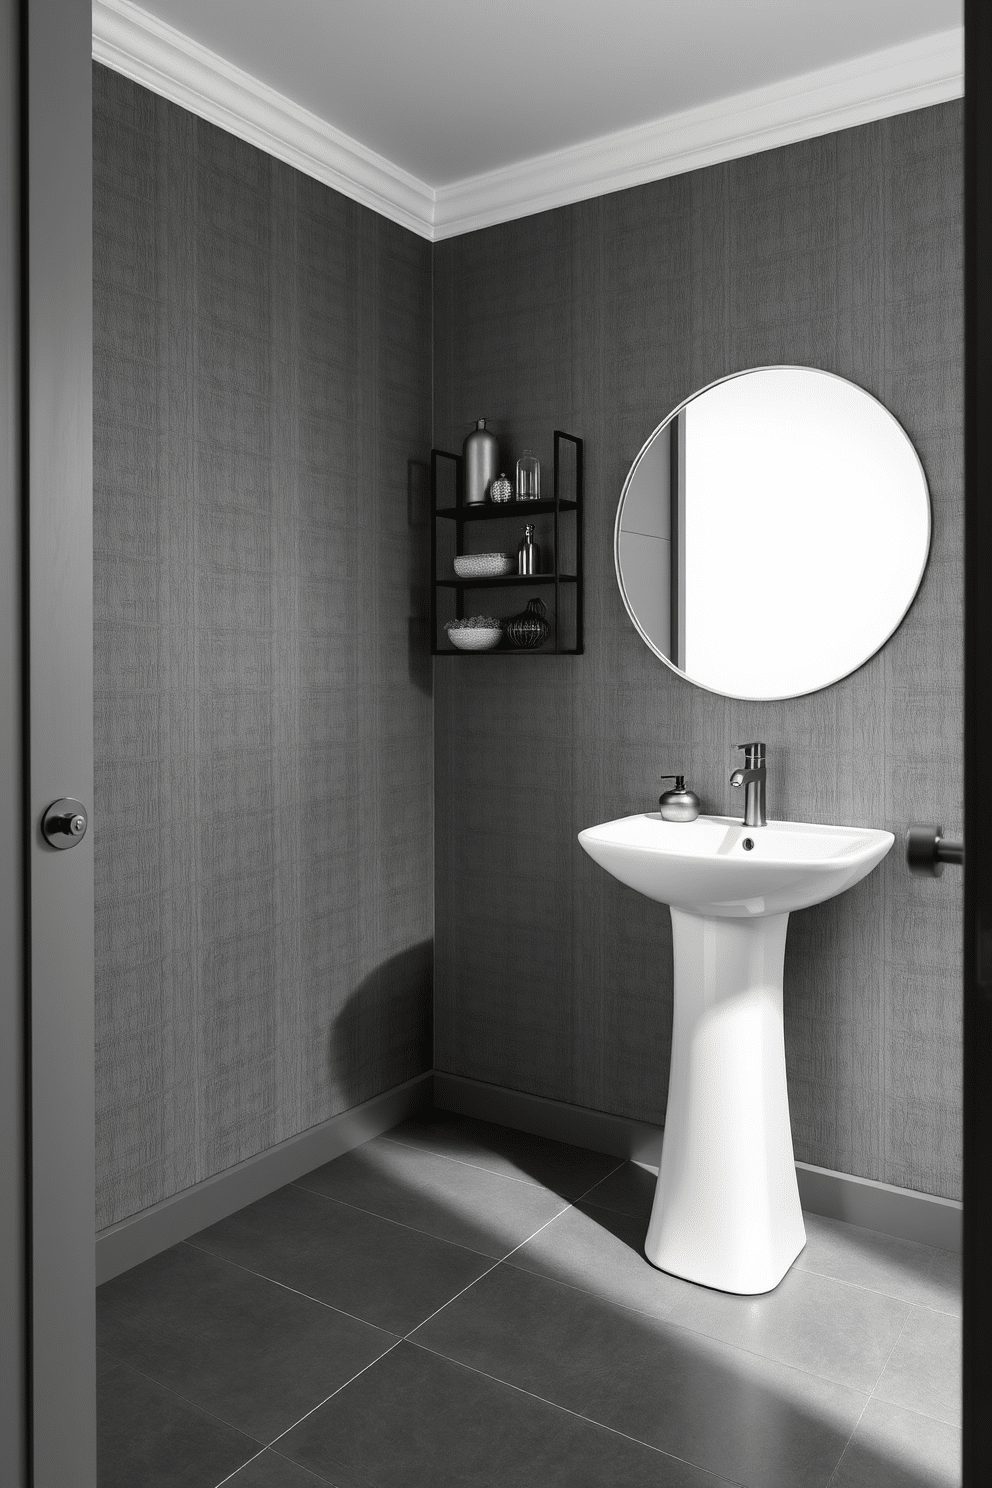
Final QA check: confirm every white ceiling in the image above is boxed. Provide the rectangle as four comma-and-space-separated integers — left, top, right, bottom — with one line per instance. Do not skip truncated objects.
115, 0, 961, 187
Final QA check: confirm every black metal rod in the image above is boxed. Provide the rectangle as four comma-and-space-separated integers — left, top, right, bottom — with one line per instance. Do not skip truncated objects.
906, 824, 965, 877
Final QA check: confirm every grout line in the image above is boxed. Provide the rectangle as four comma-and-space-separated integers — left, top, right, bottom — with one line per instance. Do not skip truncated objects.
571, 1172, 639, 1208
262, 1341, 404, 1454
866, 1310, 912, 1399
401, 1205, 574, 1341
377, 1129, 617, 1193
405, 1337, 746, 1486
793, 1259, 962, 1316
213, 1445, 268, 1487
571, 1163, 635, 1206
188, 1172, 512, 1261
99, 1347, 267, 1465
487, 1255, 904, 1406
284, 1177, 525, 1260
178, 1238, 404, 1337
823, 1393, 873, 1488
211, 1341, 405, 1487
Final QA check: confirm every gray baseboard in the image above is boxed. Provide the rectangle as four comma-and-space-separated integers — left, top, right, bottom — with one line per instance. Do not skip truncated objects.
95, 1072, 433, 1285
434, 1071, 962, 1253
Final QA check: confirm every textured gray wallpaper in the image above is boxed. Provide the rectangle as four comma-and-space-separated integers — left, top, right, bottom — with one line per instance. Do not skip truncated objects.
93, 66, 433, 1230
433, 103, 963, 1200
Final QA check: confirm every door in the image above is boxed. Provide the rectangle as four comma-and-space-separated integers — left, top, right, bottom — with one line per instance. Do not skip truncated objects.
964, 3, 991, 1483
1, 0, 95, 1482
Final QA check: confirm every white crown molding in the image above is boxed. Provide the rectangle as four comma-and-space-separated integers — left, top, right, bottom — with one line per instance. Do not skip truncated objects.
432, 28, 964, 239
92, 0, 436, 238
93, 2, 962, 243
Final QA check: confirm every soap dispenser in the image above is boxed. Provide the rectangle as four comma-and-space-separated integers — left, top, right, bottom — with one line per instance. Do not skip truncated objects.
658, 776, 700, 822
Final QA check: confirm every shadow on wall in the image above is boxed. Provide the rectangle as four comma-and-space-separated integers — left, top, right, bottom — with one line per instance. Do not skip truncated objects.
408, 458, 432, 698
328, 941, 434, 1109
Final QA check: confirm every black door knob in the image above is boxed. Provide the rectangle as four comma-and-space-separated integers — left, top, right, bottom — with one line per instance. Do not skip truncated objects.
41, 798, 88, 850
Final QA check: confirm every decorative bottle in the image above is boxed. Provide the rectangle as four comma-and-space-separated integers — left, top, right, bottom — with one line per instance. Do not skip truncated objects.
506, 597, 551, 649
516, 449, 540, 501
463, 418, 499, 505
518, 524, 539, 575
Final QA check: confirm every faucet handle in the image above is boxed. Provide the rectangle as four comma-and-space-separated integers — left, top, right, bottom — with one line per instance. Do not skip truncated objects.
736, 741, 766, 762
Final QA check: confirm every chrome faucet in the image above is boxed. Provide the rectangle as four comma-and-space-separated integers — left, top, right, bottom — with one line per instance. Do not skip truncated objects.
730, 742, 767, 827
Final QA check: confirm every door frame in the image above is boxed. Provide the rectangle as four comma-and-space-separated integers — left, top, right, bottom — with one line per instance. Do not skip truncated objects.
2, 0, 95, 1482
0, 0, 27, 1478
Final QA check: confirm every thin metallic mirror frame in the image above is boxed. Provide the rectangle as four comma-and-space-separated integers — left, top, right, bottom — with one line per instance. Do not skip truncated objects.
614, 365, 933, 702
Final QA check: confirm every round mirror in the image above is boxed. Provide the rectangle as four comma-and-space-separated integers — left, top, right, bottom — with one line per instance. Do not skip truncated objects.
615, 367, 931, 701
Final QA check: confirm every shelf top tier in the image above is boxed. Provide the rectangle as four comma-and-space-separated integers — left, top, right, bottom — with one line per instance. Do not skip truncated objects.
436, 499, 577, 522
436, 573, 577, 589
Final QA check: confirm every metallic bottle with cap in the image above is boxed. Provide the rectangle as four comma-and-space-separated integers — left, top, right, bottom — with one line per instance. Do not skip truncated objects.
658, 775, 700, 822
463, 418, 500, 504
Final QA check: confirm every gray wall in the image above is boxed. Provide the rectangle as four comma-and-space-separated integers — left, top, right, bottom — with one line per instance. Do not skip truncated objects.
93, 66, 433, 1230
433, 103, 963, 1200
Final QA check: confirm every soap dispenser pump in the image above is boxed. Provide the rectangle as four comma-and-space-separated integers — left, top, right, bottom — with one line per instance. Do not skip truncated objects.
658, 775, 700, 823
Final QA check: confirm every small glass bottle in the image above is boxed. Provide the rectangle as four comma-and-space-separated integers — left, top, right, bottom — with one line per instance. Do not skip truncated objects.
518, 523, 539, 575
516, 450, 540, 501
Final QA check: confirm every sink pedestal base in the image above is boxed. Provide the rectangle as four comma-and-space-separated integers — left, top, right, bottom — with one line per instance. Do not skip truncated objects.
645, 907, 806, 1294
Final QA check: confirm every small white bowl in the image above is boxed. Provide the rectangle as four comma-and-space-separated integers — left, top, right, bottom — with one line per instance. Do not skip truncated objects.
445, 625, 502, 652
453, 553, 515, 579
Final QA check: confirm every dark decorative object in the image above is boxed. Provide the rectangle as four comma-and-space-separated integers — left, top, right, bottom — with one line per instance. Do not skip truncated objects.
506, 598, 551, 649
517, 523, 539, 574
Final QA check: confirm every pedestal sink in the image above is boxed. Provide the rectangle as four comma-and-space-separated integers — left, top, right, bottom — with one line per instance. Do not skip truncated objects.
578, 813, 893, 1294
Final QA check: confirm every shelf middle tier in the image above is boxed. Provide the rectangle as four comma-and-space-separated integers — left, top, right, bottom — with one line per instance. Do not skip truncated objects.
435, 499, 577, 521
436, 573, 577, 589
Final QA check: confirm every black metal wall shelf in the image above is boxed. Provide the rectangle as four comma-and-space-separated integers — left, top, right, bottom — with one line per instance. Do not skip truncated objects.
430, 430, 583, 657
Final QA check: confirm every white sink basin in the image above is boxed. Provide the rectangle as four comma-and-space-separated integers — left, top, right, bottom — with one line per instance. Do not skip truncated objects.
578, 811, 893, 1295
578, 813, 894, 918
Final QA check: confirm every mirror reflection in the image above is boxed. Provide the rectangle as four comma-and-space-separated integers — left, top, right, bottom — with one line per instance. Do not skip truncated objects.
615, 367, 931, 700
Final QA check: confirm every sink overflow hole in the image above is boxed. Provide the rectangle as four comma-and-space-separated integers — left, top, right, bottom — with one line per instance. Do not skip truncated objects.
743, 838, 755, 851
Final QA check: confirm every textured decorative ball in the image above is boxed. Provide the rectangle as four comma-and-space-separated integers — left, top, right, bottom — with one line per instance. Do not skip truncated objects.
490, 472, 513, 504
505, 597, 550, 649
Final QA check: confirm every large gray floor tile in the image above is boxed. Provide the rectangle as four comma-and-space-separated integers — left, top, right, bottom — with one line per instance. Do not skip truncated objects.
508, 1200, 687, 1319
97, 1350, 260, 1488
278, 1338, 735, 1488
579, 1161, 659, 1220
411, 1262, 867, 1488
223, 1450, 336, 1487
188, 1182, 492, 1335
384, 1110, 622, 1198
829, 1399, 961, 1488
98, 1242, 395, 1443
794, 1214, 949, 1310
667, 1257, 909, 1392
873, 1307, 961, 1427
296, 1135, 568, 1257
